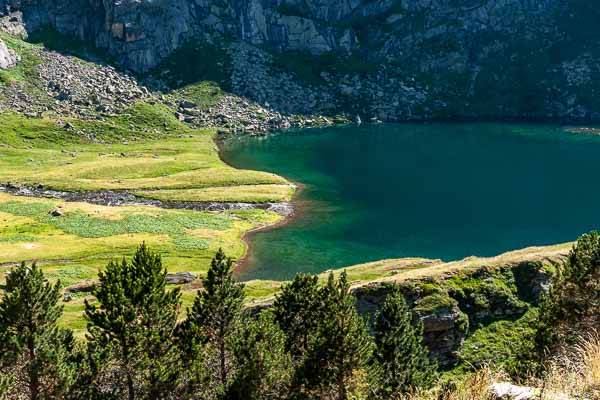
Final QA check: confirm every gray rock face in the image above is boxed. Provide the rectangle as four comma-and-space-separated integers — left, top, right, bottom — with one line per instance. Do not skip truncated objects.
0, 0, 562, 72
0, 38, 18, 69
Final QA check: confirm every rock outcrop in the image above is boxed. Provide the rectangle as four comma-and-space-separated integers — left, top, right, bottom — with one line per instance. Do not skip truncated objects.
0, 0, 561, 71
353, 253, 566, 366
0, 38, 18, 69
249, 247, 567, 367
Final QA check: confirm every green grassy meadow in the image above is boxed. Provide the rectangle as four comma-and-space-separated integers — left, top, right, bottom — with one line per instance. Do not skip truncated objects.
0, 185, 284, 335
0, 107, 291, 199
0, 100, 294, 335
0, 30, 297, 335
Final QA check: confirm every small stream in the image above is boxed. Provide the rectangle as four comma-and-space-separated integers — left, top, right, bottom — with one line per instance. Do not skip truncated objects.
0, 184, 293, 215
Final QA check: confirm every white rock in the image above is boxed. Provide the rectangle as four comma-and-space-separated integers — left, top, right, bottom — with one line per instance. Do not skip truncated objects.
0, 39, 19, 70
491, 382, 537, 400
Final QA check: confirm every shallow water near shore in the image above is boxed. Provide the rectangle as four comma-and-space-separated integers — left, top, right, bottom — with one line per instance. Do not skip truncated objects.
220, 123, 600, 281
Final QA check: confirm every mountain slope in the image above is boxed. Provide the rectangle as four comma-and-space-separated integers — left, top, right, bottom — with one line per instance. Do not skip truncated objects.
2, 0, 599, 121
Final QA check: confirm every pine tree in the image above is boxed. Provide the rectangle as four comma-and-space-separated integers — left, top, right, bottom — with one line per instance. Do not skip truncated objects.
272, 273, 322, 359
537, 231, 600, 355
84, 243, 182, 400
371, 287, 436, 396
0, 374, 13, 400
0, 263, 75, 400
228, 311, 292, 400
181, 248, 245, 398
294, 272, 373, 400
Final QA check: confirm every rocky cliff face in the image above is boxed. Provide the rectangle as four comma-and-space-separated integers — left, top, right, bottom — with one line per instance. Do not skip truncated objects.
0, 0, 562, 70
2, 0, 599, 122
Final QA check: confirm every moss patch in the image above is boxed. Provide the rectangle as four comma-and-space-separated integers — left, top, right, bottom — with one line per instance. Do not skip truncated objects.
458, 308, 540, 377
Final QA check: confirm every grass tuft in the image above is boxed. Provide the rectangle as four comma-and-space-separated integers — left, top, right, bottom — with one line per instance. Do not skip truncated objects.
172, 236, 210, 250
539, 331, 600, 398
0, 200, 55, 217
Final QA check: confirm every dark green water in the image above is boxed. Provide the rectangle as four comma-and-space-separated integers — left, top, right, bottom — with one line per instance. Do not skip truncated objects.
220, 123, 600, 281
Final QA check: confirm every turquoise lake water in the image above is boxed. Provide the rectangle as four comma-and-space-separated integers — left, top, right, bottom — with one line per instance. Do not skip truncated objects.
220, 123, 600, 281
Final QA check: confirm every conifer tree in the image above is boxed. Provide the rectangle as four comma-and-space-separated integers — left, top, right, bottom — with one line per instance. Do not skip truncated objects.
0, 375, 13, 400
181, 248, 245, 397
537, 231, 600, 355
84, 243, 182, 400
294, 272, 373, 400
228, 311, 292, 400
371, 287, 436, 396
272, 273, 322, 359
0, 263, 75, 400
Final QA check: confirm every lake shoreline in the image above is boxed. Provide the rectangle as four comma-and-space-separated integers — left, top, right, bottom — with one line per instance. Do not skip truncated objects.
215, 135, 306, 278
233, 183, 309, 279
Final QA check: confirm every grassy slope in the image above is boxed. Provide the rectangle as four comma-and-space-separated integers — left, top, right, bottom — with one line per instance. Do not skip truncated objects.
0, 108, 291, 200
0, 107, 292, 334
0, 30, 300, 336
0, 31, 43, 86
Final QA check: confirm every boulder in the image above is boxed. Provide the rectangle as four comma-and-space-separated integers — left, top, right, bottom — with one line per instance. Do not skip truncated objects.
166, 271, 197, 285
65, 280, 97, 293
0, 38, 19, 69
180, 100, 197, 109
490, 382, 537, 400
50, 209, 63, 217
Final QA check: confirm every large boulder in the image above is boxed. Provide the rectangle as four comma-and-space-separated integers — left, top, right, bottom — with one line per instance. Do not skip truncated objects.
490, 382, 537, 400
166, 271, 197, 285
0, 38, 19, 69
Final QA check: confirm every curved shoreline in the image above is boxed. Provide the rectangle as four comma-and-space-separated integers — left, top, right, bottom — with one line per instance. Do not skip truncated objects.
214, 134, 306, 277
234, 183, 309, 278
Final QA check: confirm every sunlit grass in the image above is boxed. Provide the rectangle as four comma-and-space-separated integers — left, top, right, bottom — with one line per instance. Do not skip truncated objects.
137, 184, 295, 203
0, 191, 284, 333
0, 107, 289, 199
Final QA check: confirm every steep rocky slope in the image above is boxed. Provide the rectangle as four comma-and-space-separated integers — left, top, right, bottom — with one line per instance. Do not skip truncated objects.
1, 0, 599, 122
0, 24, 331, 132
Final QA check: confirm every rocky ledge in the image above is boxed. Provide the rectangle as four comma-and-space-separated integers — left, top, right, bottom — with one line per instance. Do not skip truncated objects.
353, 249, 568, 366
250, 246, 568, 366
